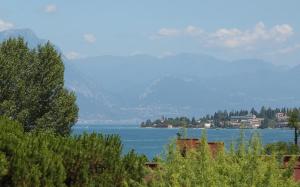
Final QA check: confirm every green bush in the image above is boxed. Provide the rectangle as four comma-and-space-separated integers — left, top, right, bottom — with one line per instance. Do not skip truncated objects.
0, 116, 147, 186
148, 131, 299, 187
265, 142, 300, 156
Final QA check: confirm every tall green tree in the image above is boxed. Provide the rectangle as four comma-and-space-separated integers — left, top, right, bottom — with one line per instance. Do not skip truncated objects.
288, 109, 300, 145
0, 38, 78, 135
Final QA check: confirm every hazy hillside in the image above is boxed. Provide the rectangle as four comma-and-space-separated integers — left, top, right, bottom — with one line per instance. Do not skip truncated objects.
70, 54, 300, 123
1, 29, 300, 124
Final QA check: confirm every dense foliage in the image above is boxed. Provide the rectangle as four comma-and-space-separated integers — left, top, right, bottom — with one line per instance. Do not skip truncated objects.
148, 131, 299, 187
265, 142, 300, 156
0, 117, 147, 186
1, 117, 300, 186
142, 117, 193, 128
0, 38, 78, 135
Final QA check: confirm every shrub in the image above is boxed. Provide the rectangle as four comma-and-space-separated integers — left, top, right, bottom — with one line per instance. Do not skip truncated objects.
0, 116, 147, 186
148, 131, 299, 187
265, 142, 300, 156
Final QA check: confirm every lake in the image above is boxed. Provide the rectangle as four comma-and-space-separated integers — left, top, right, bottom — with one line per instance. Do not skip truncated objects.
72, 125, 294, 159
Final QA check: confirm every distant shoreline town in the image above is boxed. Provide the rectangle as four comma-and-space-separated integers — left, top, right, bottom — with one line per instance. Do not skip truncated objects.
140, 107, 293, 129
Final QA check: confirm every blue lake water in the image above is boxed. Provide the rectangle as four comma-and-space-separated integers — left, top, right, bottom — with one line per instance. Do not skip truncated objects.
72, 125, 294, 159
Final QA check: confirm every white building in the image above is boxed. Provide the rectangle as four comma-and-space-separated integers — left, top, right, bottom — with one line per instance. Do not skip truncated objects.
276, 113, 289, 121
204, 123, 211, 128
230, 114, 264, 128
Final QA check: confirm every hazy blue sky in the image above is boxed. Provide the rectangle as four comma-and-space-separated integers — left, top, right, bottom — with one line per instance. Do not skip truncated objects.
1, 0, 300, 65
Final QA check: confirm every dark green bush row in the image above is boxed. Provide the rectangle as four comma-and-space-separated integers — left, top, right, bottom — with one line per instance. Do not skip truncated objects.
0, 117, 147, 186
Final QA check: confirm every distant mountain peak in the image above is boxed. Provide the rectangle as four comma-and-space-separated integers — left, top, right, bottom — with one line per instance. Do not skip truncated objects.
1, 28, 35, 36
0, 28, 46, 48
0, 28, 65, 56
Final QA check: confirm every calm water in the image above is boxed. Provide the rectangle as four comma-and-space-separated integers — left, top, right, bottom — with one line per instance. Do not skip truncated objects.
72, 125, 294, 159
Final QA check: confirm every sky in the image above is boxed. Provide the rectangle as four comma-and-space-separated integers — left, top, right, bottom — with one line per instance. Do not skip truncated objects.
0, 0, 300, 65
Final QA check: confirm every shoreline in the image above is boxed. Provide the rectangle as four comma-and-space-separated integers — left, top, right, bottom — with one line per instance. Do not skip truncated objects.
140, 126, 292, 130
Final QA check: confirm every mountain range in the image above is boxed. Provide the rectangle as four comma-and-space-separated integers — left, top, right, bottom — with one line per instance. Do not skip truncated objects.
1, 29, 300, 124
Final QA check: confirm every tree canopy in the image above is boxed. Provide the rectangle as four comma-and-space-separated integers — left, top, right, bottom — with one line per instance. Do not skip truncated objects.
288, 109, 300, 145
0, 38, 78, 135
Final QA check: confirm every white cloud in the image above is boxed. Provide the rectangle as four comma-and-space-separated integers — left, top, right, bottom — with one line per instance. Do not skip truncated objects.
0, 19, 14, 31
153, 22, 294, 48
184, 25, 203, 36
44, 4, 57, 13
151, 26, 203, 39
66, 51, 80, 60
83, 33, 96, 43
158, 51, 175, 58
157, 28, 181, 37
270, 24, 293, 42
210, 22, 294, 48
130, 51, 145, 56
